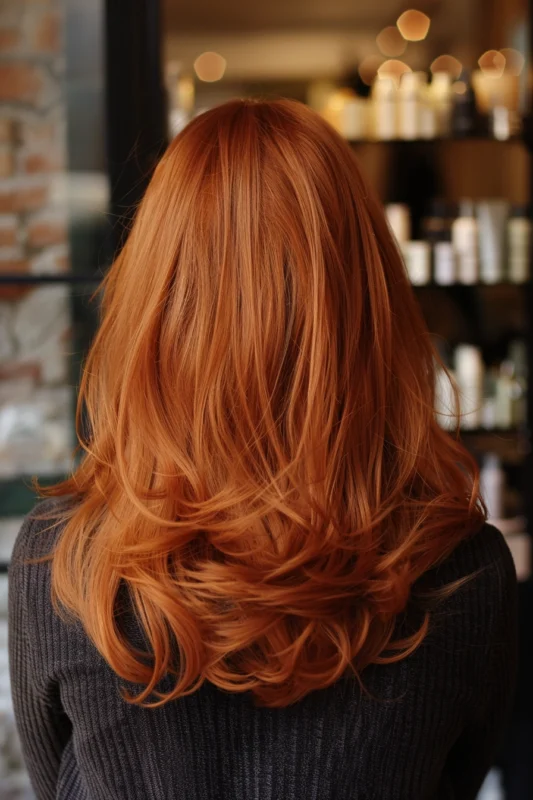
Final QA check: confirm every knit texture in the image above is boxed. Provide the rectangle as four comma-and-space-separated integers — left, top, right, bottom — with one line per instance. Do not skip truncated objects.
9, 499, 517, 800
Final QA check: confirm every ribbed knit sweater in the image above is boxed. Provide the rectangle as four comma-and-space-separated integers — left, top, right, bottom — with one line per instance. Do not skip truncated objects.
9, 500, 517, 800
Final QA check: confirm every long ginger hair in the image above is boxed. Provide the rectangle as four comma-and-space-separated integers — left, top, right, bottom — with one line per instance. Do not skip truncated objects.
42, 99, 484, 708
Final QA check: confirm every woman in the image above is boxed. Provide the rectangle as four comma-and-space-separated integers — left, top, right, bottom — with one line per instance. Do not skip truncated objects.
9, 99, 517, 800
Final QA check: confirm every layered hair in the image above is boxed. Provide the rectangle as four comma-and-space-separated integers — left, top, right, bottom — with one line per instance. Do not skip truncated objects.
42, 99, 484, 708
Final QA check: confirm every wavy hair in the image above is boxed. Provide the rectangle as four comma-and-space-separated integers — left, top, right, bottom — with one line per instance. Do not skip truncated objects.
42, 99, 484, 708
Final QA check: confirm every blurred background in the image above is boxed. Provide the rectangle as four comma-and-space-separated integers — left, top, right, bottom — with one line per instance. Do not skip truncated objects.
0, 0, 532, 797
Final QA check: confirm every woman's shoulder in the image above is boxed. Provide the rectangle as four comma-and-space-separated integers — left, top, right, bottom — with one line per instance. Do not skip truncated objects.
423, 522, 518, 658
10, 496, 72, 568
434, 522, 517, 597
9, 497, 109, 685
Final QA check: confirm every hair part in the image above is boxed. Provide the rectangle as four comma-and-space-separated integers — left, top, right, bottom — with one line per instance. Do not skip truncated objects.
41, 98, 484, 708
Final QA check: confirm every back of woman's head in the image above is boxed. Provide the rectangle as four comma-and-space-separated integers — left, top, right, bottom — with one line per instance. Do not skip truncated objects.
44, 98, 484, 708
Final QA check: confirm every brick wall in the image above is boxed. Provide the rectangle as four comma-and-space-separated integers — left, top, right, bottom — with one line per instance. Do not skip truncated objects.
0, 0, 69, 280
0, 7, 71, 794
0, 0, 73, 490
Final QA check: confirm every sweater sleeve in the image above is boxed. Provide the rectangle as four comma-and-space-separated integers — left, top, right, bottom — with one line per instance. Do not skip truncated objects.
446, 524, 519, 799
8, 511, 72, 800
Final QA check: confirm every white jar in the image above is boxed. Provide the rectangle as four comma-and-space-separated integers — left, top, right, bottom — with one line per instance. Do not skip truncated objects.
402, 240, 431, 285
385, 203, 411, 245
454, 344, 484, 429
508, 210, 531, 283
480, 455, 504, 521
452, 201, 479, 284
398, 72, 425, 140
429, 71, 452, 137
372, 78, 397, 141
419, 96, 437, 140
433, 240, 455, 285
435, 367, 457, 429
341, 98, 369, 141
477, 200, 508, 284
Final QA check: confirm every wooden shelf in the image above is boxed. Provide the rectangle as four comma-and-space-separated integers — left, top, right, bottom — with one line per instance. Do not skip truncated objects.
412, 282, 530, 290
459, 427, 525, 435
457, 428, 529, 465
348, 137, 523, 146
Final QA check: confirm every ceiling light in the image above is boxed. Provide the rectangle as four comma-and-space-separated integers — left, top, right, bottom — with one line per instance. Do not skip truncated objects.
430, 55, 462, 79
193, 52, 227, 82
500, 48, 525, 76
376, 26, 406, 57
377, 59, 412, 83
397, 10, 431, 42
452, 81, 467, 95
478, 50, 506, 78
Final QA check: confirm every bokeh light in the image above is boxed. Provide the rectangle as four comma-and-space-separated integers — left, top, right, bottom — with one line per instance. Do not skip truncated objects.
193, 51, 227, 82
376, 26, 406, 57
377, 59, 412, 83
397, 10, 431, 41
501, 48, 525, 76
430, 55, 462, 79
478, 50, 506, 78
359, 55, 384, 85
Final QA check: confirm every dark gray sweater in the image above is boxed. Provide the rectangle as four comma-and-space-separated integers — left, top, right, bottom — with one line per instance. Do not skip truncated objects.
9, 500, 517, 800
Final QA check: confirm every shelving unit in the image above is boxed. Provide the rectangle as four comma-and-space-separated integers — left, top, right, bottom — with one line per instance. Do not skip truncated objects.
349, 134, 532, 478
349, 131, 533, 795
347, 137, 523, 145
